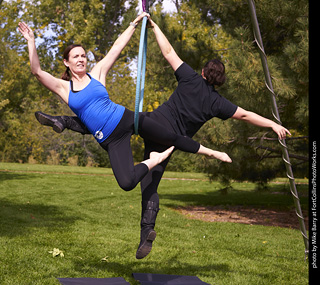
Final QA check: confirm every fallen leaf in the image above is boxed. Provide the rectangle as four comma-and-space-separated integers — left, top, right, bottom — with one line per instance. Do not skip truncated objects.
48, 248, 64, 257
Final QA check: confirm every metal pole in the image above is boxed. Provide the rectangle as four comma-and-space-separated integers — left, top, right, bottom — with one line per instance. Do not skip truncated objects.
247, 0, 309, 258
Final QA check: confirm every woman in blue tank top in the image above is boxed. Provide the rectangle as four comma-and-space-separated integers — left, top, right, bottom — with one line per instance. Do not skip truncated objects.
28, 14, 292, 261
18, 12, 231, 192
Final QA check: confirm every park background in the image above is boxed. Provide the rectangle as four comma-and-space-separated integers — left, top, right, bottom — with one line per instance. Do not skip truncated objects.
0, 0, 308, 186
0, 0, 309, 284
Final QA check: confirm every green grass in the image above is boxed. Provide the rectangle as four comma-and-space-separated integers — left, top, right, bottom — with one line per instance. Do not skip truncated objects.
0, 163, 309, 284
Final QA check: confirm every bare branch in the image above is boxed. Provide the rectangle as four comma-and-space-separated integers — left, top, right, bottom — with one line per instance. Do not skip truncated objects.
248, 136, 308, 141
256, 145, 308, 161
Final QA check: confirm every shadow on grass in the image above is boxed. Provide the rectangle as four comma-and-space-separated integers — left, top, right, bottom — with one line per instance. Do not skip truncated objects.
0, 198, 81, 237
160, 185, 308, 211
0, 172, 32, 182
71, 257, 229, 284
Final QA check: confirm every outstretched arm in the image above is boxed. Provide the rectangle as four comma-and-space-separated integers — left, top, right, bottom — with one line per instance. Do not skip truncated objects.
232, 107, 291, 140
91, 12, 149, 84
18, 22, 68, 103
148, 18, 183, 71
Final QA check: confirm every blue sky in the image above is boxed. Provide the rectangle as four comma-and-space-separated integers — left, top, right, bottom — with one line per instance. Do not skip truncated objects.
138, 0, 177, 13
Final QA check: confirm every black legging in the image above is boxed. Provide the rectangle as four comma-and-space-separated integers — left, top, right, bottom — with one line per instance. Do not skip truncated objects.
99, 109, 199, 191
140, 110, 177, 204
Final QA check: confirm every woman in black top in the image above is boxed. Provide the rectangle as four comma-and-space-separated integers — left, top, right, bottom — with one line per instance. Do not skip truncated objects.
133, 18, 290, 259
34, 17, 290, 260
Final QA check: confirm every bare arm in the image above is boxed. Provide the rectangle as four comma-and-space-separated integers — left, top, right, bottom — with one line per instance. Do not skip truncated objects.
232, 107, 291, 140
18, 22, 69, 103
91, 12, 149, 85
148, 18, 183, 71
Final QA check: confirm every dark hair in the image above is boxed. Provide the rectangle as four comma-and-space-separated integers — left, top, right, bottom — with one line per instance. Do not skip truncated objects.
202, 59, 226, 87
61, 44, 85, 81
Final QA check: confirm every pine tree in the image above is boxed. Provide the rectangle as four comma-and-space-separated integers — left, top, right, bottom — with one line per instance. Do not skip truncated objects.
144, 0, 309, 182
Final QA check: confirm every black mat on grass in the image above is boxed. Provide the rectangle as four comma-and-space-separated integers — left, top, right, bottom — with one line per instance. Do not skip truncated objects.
132, 273, 211, 285
58, 277, 130, 285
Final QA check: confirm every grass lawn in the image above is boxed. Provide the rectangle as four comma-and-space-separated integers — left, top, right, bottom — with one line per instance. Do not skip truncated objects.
0, 163, 309, 284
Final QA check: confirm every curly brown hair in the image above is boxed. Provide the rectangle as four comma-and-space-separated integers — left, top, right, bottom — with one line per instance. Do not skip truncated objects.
202, 59, 226, 87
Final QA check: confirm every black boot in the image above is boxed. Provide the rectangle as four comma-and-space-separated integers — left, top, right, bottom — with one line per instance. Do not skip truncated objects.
136, 201, 159, 259
35, 112, 90, 134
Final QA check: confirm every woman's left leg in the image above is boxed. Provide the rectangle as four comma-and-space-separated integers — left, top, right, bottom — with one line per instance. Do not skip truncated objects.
138, 113, 232, 162
99, 109, 174, 191
100, 128, 148, 191
138, 113, 200, 153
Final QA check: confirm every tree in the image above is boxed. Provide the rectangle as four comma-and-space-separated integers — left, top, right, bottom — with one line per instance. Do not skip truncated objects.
143, 0, 308, 181
0, 0, 140, 164
0, 0, 309, 183
192, 0, 309, 183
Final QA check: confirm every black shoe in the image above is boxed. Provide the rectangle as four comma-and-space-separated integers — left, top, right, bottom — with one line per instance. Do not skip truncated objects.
35, 111, 65, 133
136, 200, 159, 259
136, 229, 156, 259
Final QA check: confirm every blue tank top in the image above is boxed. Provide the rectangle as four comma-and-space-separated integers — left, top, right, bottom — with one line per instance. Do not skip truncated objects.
68, 74, 125, 143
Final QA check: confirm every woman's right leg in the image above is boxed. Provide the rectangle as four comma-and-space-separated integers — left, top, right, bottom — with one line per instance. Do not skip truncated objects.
136, 112, 175, 259
35, 112, 90, 134
136, 138, 171, 259
136, 111, 231, 258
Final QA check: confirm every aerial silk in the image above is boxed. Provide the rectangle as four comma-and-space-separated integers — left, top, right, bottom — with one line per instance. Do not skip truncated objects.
134, 1, 149, 134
